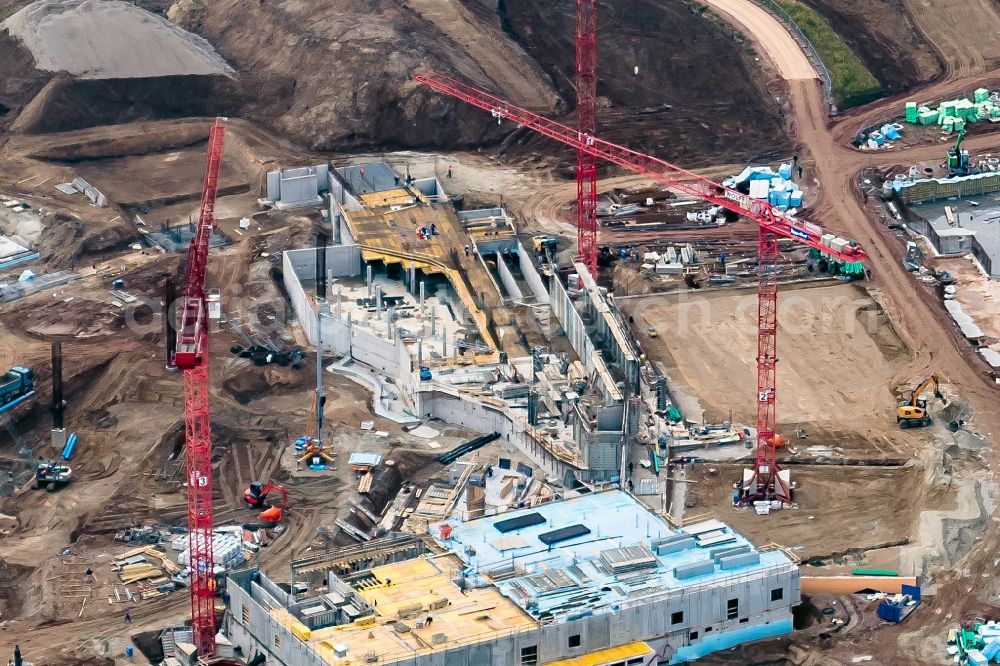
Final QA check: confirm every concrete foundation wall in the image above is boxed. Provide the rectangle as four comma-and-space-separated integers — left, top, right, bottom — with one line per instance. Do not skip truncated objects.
495, 252, 524, 301
327, 171, 364, 213
550, 275, 594, 369
907, 217, 997, 275
284, 245, 362, 281
517, 243, 550, 302
416, 388, 580, 481
266, 164, 329, 205
284, 248, 408, 376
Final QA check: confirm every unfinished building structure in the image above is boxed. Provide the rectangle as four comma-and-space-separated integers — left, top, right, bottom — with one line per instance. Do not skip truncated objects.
224, 490, 799, 665
279, 160, 643, 484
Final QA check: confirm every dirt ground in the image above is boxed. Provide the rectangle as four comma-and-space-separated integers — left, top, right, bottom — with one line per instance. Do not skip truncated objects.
684, 462, 927, 561
626, 282, 926, 457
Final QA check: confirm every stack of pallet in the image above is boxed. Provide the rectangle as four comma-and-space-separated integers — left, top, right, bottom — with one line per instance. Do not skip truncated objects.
118, 562, 163, 584
112, 546, 171, 584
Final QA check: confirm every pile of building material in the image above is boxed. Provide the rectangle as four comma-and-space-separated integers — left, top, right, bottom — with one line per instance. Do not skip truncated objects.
54, 177, 108, 207
112, 546, 177, 586
0, 196, 32, 213
945, 300, 985, 342
860, 123, 904, 150
2, 0, 234, 79
666, 423, 746, 450
905, 89, 1000, 130
723, 164, 804, 211
642, 245, 698, 274
947, 620, 1000, 664
0, 270, 81, 304
173, 529, 247, 572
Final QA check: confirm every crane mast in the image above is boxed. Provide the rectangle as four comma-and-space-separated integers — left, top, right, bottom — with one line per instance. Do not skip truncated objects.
576, 0, 598, 277
415, 72, 867, 502
173, 118, 225, 656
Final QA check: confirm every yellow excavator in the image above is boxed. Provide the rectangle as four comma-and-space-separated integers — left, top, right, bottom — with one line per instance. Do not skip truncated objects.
896, 374, 943, 428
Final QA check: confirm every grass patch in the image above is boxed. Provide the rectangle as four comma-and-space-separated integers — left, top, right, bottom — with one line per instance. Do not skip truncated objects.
773, 0, 882, 108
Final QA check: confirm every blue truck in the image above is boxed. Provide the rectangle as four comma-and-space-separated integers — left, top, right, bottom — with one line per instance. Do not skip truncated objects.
0, 366, 35, 411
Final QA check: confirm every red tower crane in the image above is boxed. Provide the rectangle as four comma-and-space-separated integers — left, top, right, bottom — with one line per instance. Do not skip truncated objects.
173, 118, 225, 656
415, 72, 867, 502
576, 0, 598, 277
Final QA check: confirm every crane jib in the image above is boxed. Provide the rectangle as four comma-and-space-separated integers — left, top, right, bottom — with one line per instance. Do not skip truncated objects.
789, 226, 810, 241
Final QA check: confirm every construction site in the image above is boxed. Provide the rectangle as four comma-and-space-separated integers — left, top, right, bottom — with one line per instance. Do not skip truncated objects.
0, 0, 1000, 665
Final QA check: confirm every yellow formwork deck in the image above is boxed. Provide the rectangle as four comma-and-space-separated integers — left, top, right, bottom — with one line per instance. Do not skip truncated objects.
542, 642, 654, 666
273, 555, 537, 665
343, 200, 527, 360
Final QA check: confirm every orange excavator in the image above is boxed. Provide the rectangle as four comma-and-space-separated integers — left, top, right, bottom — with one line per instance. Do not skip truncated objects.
243, 481, 289, 522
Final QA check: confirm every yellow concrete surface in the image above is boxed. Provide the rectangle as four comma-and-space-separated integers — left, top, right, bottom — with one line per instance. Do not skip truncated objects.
543, 641, 654, 666
359, 188, 429, 208
272, 554, 537, 665
343, 199, 526, 359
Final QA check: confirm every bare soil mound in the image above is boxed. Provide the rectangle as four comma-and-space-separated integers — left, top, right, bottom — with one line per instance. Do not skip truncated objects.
496, 0, 792, 166
3, 0, 233, 79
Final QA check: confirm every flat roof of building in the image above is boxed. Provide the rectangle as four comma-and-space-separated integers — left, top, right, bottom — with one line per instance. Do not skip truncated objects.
272, 555, 537, 665
431, 490, 794, 622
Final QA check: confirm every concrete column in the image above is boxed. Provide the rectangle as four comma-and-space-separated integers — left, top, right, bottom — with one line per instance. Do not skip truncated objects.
409, 266, 416, 295
419, 281, 425, 318
430, 307, 436, 336
367, 264, 373, 297
335, 286, 342, 319
376, 287, 383, 319
418, 339, 423, 366
388, 306, 395, 339
442, 335, 447, 357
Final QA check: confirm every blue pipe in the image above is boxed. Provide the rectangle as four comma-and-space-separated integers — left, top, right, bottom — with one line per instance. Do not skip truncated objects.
0, 391, 35, 416
62, 433, 78, 460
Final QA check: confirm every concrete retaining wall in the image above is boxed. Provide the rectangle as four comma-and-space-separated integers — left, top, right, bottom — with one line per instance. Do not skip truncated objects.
415, 387, 581, 481
495, 252, 524, 301
518, 242, 550, 302
283, 245, 361, 281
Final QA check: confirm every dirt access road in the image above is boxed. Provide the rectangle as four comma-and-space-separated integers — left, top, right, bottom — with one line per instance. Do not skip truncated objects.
701, 0, 816, 81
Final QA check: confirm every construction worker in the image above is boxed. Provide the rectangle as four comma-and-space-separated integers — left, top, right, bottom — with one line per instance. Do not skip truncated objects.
464, 245, 470, 257
447, 165, 453, 179
124, 607, 132, 624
